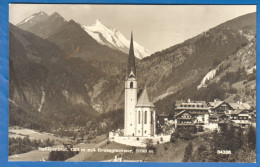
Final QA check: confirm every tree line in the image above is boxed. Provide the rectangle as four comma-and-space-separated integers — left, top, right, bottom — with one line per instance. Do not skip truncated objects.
182, 125, 256, 162
9, 136, 55, 156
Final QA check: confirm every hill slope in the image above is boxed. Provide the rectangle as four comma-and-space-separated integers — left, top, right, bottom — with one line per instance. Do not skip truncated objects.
90, 12, 256, 113
9, 23, 103, 131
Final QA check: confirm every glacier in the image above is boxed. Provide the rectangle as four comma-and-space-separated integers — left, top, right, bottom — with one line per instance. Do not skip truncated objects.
82, 19, 151, 59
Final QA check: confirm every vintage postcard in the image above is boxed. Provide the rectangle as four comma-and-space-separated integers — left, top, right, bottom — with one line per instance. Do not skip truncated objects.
8, 4, 256, 162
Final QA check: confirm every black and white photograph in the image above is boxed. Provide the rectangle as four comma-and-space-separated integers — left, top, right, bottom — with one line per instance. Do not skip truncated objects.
8, 4, 256, 162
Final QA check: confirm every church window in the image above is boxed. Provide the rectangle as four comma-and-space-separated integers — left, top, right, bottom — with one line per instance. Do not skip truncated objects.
151, 111, 153, 124
145, 111, 147, 124
130, 82, 133, 88
138, 111, 140, 124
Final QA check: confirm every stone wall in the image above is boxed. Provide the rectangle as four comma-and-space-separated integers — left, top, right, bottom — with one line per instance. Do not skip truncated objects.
109, 133, 171, 147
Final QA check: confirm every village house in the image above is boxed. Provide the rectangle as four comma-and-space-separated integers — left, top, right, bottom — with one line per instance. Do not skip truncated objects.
208, 99, 253, 115
230, 109, 251, 128
208, 100, 233, 115
173, 99, 253, 132
205, 114, 219, 130
157, 113, 174, 135
174, 99, 210, 132
157, 113, 174, 127
249, 110, 256, 125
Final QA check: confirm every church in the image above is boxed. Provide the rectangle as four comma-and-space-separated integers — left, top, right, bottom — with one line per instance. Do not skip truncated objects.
108, 33, 171, 146
124, 33, 156, 137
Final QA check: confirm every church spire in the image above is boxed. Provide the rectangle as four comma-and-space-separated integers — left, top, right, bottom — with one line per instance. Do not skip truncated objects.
127, 32, 136, 78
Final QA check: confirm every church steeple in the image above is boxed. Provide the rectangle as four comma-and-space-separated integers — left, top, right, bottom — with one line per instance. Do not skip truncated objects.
127, 32, 136, 78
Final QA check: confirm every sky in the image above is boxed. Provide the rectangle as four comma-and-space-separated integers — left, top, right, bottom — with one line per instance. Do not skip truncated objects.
9, 4, 256, 53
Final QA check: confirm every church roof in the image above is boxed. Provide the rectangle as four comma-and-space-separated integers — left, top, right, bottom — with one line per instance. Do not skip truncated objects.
136, 86, 154, 107
127, 32, 136, 78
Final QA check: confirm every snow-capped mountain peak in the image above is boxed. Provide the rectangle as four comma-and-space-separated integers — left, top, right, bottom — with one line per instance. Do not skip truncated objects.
83, 20, 151, 59
92, 19, 103, 26
17, 11, 49, 27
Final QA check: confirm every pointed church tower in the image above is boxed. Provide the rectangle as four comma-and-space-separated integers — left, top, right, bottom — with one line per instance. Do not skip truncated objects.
127, 32, 136, 78
124, 32, 138, 136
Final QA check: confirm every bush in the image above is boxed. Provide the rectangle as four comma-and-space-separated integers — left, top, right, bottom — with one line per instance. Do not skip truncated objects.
172, 131, 180, 138
196, 126, 204, 132
191, 144, 209, 162
170, 131, 180, 143
183, 142, 193, 162
180, 132, 193, 140
48, 146, 79, 161
164, 144, 168, 151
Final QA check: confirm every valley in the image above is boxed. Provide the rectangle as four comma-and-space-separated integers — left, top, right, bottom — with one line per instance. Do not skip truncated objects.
8, 9, 256, 162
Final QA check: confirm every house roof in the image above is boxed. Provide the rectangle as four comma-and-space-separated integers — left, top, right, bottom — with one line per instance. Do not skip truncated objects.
175, 99, 209, 110
231, 109, 243, 115
228, 102, 251, 110
136, 86, 155, 107
175, 110, 209, 118
241, 103, 251, 110
229, 102, 245, 110
212, 101, 225, 109
157, 112, 169, 117
231, 109, 249, 115
174, 110, 187, 117
209, 101, 251, 111
208, 102, 216, 107
208, 101, 224, 108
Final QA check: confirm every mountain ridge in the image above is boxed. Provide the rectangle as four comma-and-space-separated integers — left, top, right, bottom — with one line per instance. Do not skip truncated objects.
17, 12, 129, 75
